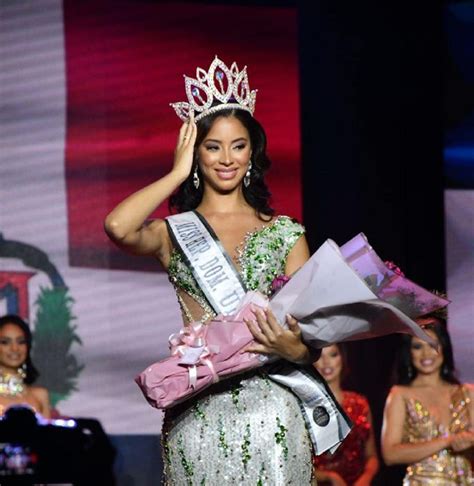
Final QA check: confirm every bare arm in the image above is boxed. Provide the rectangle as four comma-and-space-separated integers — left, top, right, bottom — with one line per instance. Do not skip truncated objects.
31, 386, 51, 419
104, 118, 196, 260
284, 234, 310, 276
449, 384, 474, 454
354, 408, 379, 485
381, 387, 452, 465
245, 234, 316, 364
315, 469, 347, 485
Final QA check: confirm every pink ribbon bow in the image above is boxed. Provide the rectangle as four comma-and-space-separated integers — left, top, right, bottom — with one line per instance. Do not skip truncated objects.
168, 322, 220, 389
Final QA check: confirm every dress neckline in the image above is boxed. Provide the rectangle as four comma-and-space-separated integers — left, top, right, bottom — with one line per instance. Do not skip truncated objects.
168, 213, 285, 277
190, 211, 283, 272
194, 210, 281, 245
405, 385, 462, 432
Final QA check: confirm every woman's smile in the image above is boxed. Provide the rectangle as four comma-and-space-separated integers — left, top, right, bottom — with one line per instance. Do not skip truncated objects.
215, 167, 239, 180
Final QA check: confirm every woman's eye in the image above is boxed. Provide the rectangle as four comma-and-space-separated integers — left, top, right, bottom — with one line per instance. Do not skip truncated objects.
205, 146, 219, 152
411, 343, 422, 350
233, 144, 246, 151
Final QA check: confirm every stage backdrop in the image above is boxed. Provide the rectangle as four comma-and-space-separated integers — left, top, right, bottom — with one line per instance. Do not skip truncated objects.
444, 2, 474, 383
0, 0, 301, 441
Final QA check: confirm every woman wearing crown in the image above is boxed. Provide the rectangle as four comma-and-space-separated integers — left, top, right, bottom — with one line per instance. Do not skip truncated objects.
105, 56, 317, 484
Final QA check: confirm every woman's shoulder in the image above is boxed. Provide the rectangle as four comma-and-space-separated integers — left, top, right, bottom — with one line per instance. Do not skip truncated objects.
343, 390, 370, 411
29, 385, 49, 401
271, 215, 305, 233
344, 390, 369, 402
386, 385, 415, 404
461, 382, 474, 400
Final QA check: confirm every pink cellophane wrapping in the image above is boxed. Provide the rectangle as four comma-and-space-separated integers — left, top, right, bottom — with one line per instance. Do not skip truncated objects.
339, 233, 450, 318
135, 291, 268, 409
270, 237, 449, 348
136, 236, 449, 409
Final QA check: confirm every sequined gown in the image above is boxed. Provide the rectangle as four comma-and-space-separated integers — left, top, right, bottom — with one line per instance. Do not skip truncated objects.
313, 391, 371, 485
162, 216, 313, 485
402, 385, 473, 485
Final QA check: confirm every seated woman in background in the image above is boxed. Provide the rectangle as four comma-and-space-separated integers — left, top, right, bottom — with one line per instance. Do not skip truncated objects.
0, 314, 51, 418
313, 343, 379, 485
381, 309, 474, 485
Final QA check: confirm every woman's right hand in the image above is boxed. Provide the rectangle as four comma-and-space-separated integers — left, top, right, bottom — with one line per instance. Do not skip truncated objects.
172, 113, 197, 181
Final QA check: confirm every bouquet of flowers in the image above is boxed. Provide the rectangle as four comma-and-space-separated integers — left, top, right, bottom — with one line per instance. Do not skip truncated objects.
136, 234, 448, 409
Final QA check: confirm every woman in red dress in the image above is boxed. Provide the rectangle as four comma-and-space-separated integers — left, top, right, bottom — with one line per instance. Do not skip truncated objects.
313, 344, 379, 485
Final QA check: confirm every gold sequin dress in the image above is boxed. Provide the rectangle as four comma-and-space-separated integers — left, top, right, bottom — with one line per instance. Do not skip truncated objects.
162, 216, 313, 485
402, 385, 473, 485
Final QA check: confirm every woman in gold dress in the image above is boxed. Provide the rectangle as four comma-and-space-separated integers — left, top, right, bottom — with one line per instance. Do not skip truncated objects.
381, 312, 473, 485
0, 314, 51, 418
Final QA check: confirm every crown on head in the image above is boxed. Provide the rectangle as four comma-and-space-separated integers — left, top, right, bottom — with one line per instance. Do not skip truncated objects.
170, 56, 257, 122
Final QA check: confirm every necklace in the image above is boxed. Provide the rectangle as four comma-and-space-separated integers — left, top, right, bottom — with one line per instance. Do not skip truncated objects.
0, 369, 25, 396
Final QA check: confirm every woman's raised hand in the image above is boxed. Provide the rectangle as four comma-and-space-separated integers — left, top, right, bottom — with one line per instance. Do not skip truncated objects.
173, 113, 197, 182
244, 307, 309, 364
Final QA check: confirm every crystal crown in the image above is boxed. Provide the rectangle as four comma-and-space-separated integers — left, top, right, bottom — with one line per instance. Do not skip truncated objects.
170, 56, 257, 122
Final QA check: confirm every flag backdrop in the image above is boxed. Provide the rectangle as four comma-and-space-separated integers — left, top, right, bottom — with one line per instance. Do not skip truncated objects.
0, 0, 302, 437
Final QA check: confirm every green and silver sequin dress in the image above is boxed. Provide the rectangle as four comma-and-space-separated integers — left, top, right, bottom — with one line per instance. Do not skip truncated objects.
163, 216, 313, 485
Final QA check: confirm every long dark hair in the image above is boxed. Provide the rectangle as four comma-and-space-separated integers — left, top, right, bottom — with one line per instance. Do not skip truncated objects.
316, 343, 352, 388
0, 314, 39, 385
395, 316, 459, 385
169, 108, 274, 219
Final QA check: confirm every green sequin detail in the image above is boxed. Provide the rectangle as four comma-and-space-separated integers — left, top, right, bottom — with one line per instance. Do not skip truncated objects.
257, 463, 266, 485
177, 435, 194, 482
168, 216, 305, 311
231, 383, 245, 411
275, 417, 289, 459
162, 437, 173, 466
218, 416, 230, 458
241, 423, 252, 469
193, 401, 208, 424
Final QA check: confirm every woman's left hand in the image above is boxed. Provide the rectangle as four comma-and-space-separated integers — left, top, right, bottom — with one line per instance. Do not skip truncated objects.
244, 307, 309, 363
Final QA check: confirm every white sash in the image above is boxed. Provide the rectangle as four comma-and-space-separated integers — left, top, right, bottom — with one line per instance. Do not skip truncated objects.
166, 211, 246, 315
166, 211, 352, 454
269, 364, 352, 454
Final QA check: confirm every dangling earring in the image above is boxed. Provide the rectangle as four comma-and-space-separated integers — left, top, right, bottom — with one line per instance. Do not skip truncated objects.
442, 363, 449, 377
244, 160, 252, 188
193, 165, 200, 189
407, 363, 414, 380
17, 364, 27, 380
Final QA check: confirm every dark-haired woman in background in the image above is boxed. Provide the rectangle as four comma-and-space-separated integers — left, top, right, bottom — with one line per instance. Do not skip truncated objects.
313, 344, 379, 485
382, 311, 473, 485
105, 57, 316, 484
0, 314, 51, 418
